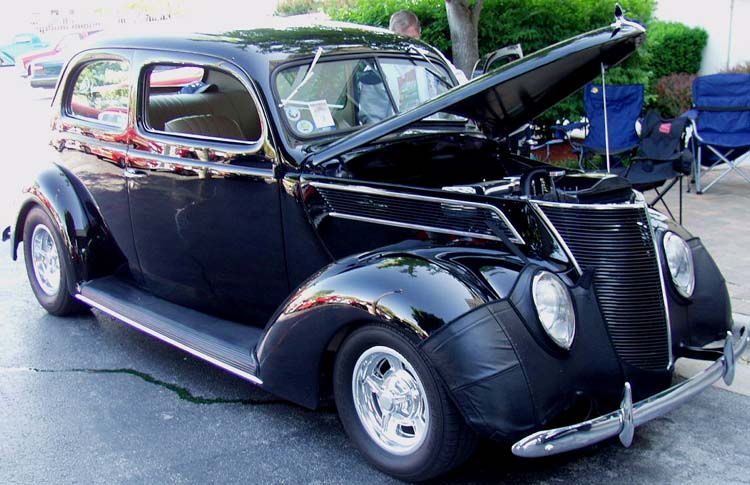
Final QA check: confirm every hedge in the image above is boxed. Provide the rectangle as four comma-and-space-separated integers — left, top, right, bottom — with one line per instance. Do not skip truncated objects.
644, 21, 708, 78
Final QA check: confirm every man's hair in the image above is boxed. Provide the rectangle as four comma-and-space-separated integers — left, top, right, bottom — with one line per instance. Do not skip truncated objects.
389, 10, 420, 35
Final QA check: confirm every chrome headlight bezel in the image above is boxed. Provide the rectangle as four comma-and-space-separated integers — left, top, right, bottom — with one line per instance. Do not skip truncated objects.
531, 271, 576, 350
662, 231, 695, 298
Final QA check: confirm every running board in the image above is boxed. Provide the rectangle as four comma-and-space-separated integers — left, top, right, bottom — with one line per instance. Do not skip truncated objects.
77, 276, 263, 385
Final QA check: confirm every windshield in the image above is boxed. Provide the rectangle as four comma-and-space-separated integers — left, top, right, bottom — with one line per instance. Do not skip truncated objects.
275, 56, 460, 138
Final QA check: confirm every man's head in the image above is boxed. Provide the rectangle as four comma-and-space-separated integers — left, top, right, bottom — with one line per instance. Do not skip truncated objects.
389, 10, 421, 39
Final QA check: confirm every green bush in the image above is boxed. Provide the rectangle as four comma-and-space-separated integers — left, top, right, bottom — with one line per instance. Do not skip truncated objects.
275, 0, 323, 16
475, 0, 654, 55
643, 21, 707, 78
653, 73, 696, 118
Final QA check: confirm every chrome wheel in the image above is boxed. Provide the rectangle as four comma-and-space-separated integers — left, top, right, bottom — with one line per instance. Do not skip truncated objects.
352, 345, 430, 455
31, 224, 61, 296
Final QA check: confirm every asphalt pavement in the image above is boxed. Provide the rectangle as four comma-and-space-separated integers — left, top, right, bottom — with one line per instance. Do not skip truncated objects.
1, 68, 749, 484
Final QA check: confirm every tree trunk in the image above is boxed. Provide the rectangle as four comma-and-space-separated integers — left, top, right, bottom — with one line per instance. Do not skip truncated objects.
445, 0, 483, 77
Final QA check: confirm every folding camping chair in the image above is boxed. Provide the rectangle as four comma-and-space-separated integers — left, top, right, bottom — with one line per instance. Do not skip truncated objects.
689, 73, 750, 193
570, 83, 644, 171
611, 110, 692, 223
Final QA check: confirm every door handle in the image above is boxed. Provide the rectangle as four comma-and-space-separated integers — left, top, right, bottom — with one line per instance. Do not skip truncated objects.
123, 168, 148, 179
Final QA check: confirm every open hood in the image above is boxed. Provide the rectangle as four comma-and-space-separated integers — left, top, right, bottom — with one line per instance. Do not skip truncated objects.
309, 14, 645, 166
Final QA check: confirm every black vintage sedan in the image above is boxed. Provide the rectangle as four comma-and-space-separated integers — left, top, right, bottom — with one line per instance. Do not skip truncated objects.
5, 10, 747, 481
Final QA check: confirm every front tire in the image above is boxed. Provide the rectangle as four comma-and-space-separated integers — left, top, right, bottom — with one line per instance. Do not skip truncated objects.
23, 206, 84, 316
333, 324, 476, 481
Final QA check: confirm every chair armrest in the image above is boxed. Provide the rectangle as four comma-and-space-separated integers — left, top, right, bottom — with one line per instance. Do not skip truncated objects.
681, 109, 699, 121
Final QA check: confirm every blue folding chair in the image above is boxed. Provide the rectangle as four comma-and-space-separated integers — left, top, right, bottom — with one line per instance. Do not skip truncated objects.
689, 73, 750, 193
578, 83, 644, 170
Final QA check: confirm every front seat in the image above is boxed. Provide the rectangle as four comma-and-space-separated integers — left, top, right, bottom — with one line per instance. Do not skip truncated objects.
354, 67, 394, 125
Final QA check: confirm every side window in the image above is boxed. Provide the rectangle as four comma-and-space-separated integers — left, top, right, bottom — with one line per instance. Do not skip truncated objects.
144, 64, 262, 143
70, 60, 129, 128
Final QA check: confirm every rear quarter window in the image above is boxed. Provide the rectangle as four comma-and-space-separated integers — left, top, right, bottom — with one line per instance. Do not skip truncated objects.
69, 60, 129, 128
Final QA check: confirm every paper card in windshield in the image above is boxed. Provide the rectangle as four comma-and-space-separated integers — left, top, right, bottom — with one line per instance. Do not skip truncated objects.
309, 100, 335, 128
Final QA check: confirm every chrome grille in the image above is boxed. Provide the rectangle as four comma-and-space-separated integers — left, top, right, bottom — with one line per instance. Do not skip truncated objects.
539, 204, 670, 371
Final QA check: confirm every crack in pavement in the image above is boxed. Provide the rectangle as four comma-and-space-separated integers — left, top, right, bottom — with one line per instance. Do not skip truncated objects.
1, 367, 286, 406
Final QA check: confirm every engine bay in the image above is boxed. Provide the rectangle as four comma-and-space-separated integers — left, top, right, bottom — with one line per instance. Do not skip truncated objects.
443, 171, 635, 204
336, 133, 635, 205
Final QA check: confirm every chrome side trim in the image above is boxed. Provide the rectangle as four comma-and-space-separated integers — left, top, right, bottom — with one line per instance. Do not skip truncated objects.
128, 150, 275, 179
310, 181, 525, 244
75, 294, 264, 386
645, 209, 674, 368
528, 202, 582, 275
63, 132, 127, 154
512, 327, 748, 458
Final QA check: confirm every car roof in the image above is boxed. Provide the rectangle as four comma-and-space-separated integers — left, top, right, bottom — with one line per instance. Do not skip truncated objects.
82, 17, 440, 78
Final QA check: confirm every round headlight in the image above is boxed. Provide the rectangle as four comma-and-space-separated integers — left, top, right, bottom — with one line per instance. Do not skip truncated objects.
532, 271, 575, 350
663, 232, 695, 298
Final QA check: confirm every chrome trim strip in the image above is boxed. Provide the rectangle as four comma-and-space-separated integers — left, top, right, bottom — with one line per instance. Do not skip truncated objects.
528, 202, 582, 275
128, 150, 275, 179
64, 132, 127, 154
75, 294, 264, 386
310, 181, 525, 244
328, 212, 504, 243
533, 199, 646, 210
645, 208, 675, 368
512, 327, 748, 458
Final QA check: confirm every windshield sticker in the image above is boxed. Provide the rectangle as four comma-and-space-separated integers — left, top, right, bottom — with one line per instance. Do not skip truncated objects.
309, 100, 335, 128
297, 119, 314, 134
285, 107, 301, 121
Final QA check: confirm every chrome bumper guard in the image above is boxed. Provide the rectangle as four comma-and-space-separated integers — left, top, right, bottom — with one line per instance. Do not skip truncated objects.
512, 328, 749, 458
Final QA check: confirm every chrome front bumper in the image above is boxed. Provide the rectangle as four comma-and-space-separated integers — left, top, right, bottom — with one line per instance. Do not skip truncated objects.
512, 328, 749, 458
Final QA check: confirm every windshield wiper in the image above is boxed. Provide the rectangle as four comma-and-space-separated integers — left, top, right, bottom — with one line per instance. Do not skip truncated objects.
279, 47, 324, 108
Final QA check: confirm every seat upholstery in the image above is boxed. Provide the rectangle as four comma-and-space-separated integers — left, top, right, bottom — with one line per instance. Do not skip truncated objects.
148, 91, 261, 141
164, 114, 245, 140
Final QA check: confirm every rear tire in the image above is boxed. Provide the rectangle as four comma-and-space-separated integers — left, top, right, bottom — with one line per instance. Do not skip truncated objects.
333, 324, 476, 481
23, 206, 84, 316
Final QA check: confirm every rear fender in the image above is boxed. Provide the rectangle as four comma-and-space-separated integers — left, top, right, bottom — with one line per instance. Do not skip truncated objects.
256, 250, 507, 408
12, 165, 118, 287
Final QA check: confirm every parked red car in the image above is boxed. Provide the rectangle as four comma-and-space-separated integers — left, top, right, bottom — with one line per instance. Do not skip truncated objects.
18, 30, 100, 76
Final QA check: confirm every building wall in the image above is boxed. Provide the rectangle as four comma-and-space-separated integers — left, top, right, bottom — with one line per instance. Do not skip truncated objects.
656, 0, 750, 74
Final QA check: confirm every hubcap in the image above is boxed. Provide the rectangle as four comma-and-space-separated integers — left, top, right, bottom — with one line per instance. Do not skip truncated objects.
352, 345, 429, 455
31, 224, 61, 296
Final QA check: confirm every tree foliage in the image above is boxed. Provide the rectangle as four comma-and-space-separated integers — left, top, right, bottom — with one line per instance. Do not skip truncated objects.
323, 0, 655, 59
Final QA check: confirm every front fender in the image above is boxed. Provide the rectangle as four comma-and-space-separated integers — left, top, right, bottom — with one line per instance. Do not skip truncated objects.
256, 248, 512, 408
655, 217, 732, 351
